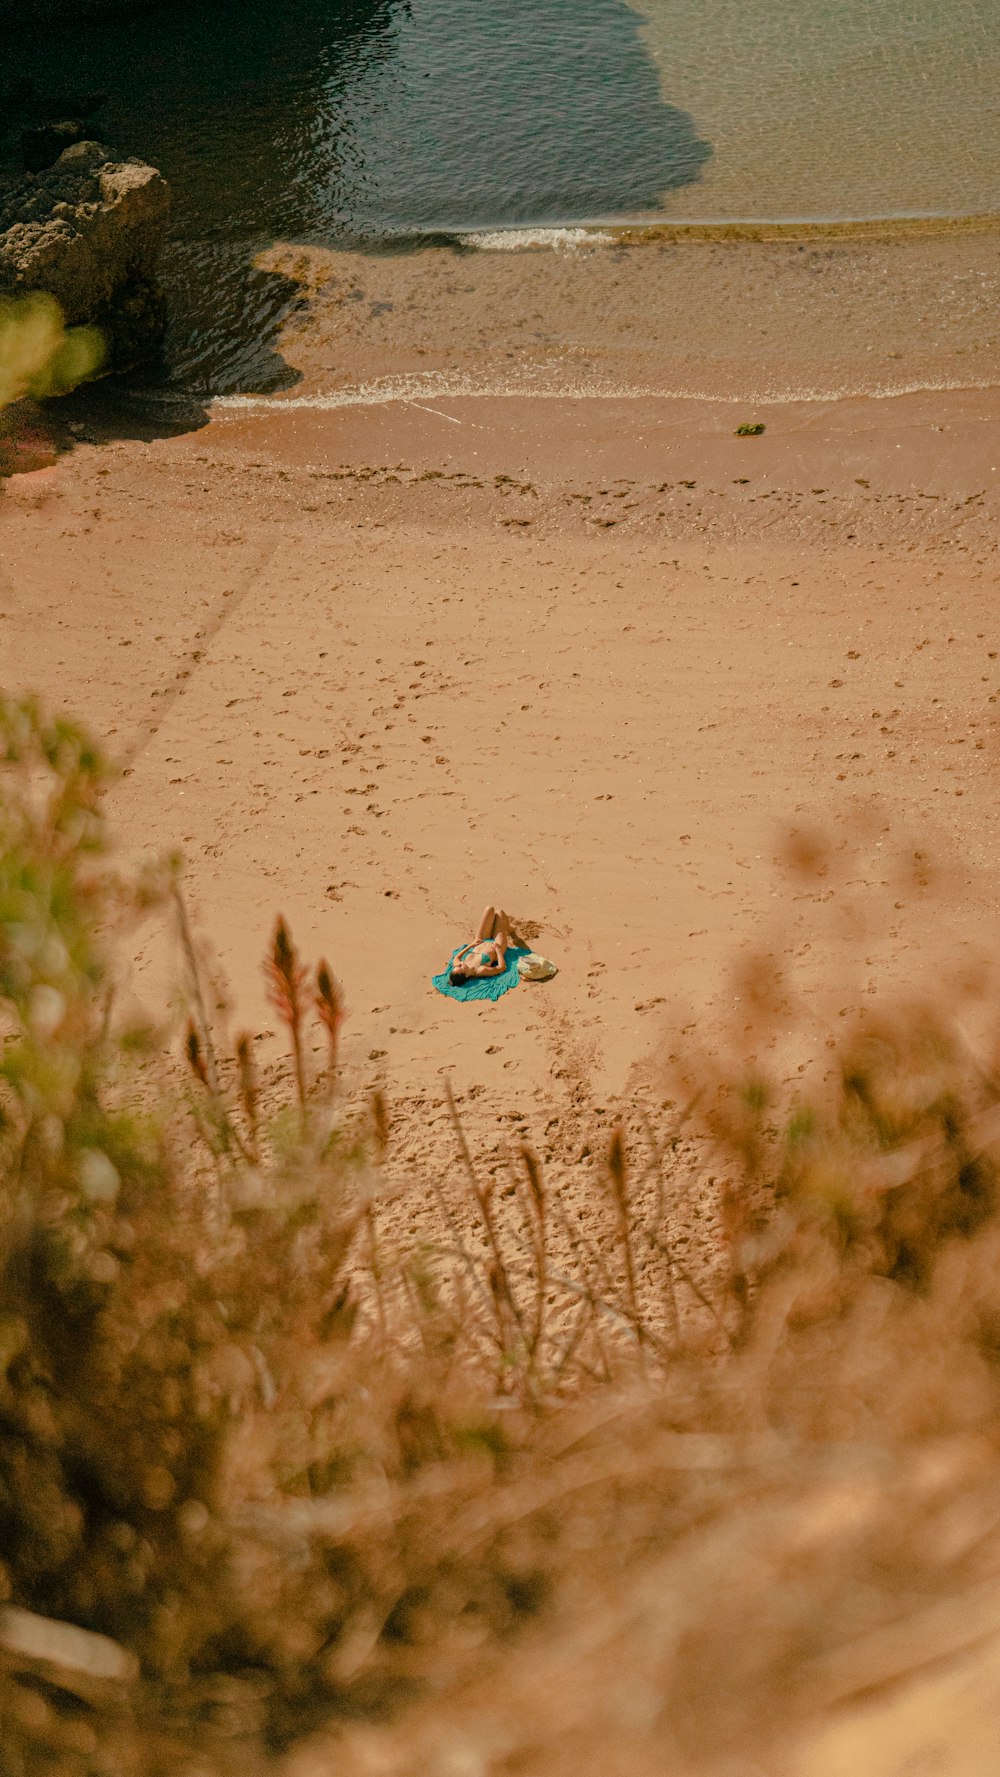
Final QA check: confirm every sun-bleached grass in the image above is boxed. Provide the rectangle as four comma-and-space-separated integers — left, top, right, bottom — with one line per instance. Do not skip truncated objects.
3, 699, 1000, 1776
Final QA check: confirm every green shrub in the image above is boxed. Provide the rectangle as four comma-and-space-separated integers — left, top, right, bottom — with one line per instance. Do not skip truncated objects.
0, 294, 105, 411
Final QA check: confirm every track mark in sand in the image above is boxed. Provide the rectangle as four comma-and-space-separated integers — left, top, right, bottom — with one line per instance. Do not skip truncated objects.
118, 538, 283, 772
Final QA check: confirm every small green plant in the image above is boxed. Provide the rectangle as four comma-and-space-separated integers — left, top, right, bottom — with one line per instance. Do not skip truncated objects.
0, 293, 105, 410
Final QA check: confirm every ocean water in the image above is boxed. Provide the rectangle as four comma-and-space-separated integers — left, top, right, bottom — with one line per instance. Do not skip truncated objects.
4, 0, 998, 389
639, 0, 1000, 224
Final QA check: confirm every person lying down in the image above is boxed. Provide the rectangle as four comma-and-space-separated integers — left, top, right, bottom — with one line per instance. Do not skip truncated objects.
432, 906, 556, 1002
450, 904, 514, 982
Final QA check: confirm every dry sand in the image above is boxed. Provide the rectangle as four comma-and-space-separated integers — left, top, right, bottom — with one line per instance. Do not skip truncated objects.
2, 232, 1000, 1198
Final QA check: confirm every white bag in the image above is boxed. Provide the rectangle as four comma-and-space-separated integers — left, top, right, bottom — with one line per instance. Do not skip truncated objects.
518, 953, 557, 982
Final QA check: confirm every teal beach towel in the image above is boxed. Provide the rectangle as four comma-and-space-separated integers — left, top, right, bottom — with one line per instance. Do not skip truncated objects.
432, 946, 531, 1003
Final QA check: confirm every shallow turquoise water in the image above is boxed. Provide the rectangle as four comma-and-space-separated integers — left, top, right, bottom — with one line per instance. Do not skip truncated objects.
5, 0, 998, 388
640, 0, 1000, 224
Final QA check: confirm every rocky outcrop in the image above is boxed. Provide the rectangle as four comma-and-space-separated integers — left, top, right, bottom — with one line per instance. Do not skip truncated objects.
1, 80, 110, 170
0, 141, 170, 369
21, 120, 94, 175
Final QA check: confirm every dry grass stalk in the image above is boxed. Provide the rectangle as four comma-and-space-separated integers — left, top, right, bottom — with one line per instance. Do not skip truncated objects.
171, 875, 221, 1097
607, 1124, 643, 1347
183, 1017, 208, 1089
370, 1089, 390, 1157
444, 1075, 528, 1378
520, 1145, 548, 1362
315, 959, 345, 1082
264, 915, 309, 1121
235, 1030, 261, 1162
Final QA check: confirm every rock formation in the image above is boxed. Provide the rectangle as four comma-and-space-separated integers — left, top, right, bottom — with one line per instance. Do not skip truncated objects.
21, 120, 94, 175
0, 141, 170, 370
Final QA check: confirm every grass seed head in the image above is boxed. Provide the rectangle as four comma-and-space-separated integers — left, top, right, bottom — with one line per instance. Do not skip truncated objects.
184, 1019, 208, 1087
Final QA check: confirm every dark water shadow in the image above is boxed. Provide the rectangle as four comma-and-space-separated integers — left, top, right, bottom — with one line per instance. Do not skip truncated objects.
3, 0, 711, 403
326, 0, 711, 234
1, 0, 398, 406
56, 375, 211, 442
150, 248, 308, 399
0, 0, 400, 236
0, 381, 210, 485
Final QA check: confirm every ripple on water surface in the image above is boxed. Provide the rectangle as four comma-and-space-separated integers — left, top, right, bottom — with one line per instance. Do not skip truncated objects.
639, 0, 1000, 224
4, 0, 998, 393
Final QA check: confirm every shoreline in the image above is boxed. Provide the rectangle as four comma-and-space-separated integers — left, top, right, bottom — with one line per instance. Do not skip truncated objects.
151, 196, 1000, 403
210, 371, 1000, 414
608, 210, 1000, 242
245, 210, 1000, 259
455, 210, 1000, 247
192, 224, 1000, 409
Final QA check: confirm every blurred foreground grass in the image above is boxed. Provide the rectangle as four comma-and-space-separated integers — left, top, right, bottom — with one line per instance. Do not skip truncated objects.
0, 294, 104, 411
1, 698, 999, 1777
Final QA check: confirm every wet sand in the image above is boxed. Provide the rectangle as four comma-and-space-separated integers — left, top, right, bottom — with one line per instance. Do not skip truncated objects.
2, 232, 1000, 1196
236, 224, 1000, 405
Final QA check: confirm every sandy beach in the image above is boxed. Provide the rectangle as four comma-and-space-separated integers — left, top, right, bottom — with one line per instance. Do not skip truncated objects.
6, 222, 1000, 1776
10, 0, 1000, 1755
3, 230, 1000, 1201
